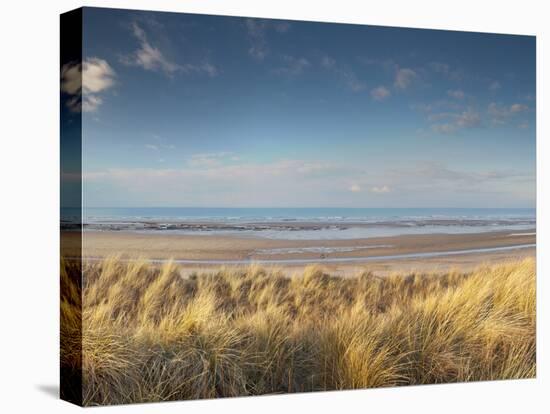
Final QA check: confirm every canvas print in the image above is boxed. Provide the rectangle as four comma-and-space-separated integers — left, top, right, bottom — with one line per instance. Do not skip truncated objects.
60, 7, 536, 406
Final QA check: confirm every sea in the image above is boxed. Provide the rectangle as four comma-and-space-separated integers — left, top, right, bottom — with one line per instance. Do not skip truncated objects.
61, 207, 536, 240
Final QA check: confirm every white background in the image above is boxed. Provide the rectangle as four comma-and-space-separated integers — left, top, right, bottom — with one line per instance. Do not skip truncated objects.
0, 0, 548, 412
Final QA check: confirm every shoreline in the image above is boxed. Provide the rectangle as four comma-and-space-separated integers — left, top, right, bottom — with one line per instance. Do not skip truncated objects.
77, 217, 536, 240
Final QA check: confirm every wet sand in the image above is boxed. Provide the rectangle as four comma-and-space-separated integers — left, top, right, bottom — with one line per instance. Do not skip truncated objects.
171, 247, 535, 277
59, 229, 536, 276
76, 229, 534, 259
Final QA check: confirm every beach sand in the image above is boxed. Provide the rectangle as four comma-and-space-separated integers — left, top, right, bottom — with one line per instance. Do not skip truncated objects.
60, 229, 536, 276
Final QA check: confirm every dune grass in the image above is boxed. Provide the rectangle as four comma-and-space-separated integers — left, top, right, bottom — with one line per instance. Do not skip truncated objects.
60, 257, 536, 406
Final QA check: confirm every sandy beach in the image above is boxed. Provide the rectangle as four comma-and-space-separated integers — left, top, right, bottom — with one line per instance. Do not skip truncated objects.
60, 228, 536, 276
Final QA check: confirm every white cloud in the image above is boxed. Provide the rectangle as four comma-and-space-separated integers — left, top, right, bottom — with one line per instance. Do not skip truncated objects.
122, 22, 217, 77
145, 144, 159, 151
488, 102, 529, 124
60, 63, 81, 95
62, 58, 116, 96
394, 68, 417, 89
447, 89, 465, 100
349, 184, 361, 193
370, 86, 391, 101
371, 185, 391, 193
82, 58, 116, 94
61, 57, 115, 112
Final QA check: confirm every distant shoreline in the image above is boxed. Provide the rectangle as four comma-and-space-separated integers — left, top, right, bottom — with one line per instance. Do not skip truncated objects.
71, 215, 536, 241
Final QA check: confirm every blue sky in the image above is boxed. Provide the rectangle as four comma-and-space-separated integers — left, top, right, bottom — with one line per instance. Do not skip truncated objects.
62, 7, 536, 207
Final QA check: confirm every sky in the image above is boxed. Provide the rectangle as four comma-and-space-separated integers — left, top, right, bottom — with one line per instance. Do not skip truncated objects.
61, 7, 536, 208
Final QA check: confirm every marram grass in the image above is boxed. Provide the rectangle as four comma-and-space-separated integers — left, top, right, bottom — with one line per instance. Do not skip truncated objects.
61, 257, 536, 406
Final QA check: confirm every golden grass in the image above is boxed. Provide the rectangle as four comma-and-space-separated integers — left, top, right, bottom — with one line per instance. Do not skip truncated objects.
61, 257, 536, 406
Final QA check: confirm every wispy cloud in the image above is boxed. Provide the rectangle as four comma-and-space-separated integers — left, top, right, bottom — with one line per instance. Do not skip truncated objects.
272, 55, 310, 76
370, 86, 391, 101
122, 22, 179, 75
510, 103, 528, 113
428, 61, 463, 81
359, 57, 397, 71
81, 95, 103, 112
244, 19, 292, 61
454, 109, 482, 128
121, 22, 218, 77
412, 98, 485, 135
320, 56, 335, 69
489, 80, 501, 91
430, 107, 481, 134
371, 185, 391, 193
431, 123, 457, 134
390, 161, 533, 184
321, 56, 366, 92
84, 157, 534, 207
488, 102, 529, 125
245, 19, 269, 60
187, 152, 238, 168
394, 68, 417, 90
150, 134, 176, 150
85, 157, 357, 206
447, 89, 465, 100
274, 21, 291, 33
417, 98, 529, 133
